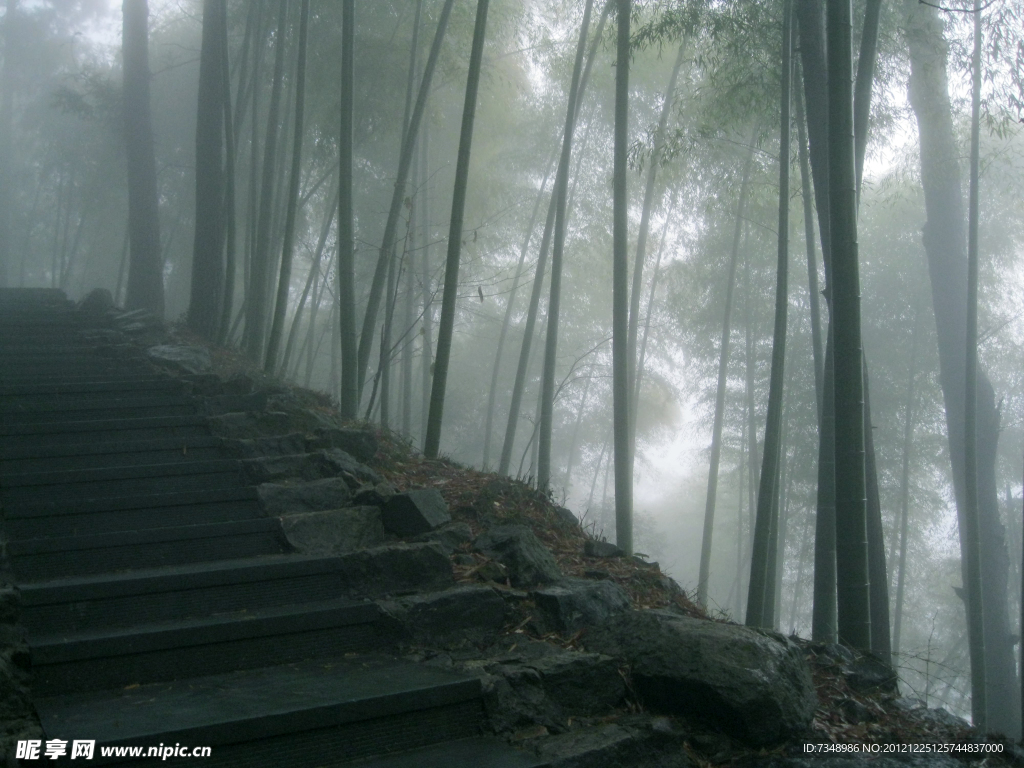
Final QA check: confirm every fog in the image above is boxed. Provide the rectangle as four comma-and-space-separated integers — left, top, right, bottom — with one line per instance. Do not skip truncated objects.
2, 0, 1024, 731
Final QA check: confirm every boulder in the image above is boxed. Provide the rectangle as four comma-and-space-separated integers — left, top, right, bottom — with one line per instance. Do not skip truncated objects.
473, 525, 561, 588
841, 652, 898, 694
531, 724, 660, 768
278, 507, 384, 555
352, 482, 396, 507
146, 344, 212, 374
219, 433, 309, 459
309, 427, 378, 464
333, 542, 453, 597
382, 489, 451, 536
480, 648, 625, 734
533, 578, 630, 632
552, 506, 579, 529
525, 651, 624, 714
241, 453, 329, 484
257, 478, 352, 516
207, 411, 296, 439
585, 609, 817, 745
78, 288, 114, 314
584, 540, 624, 558
322, 448, 382, 486
412, 521, 473, 555
381, 585, 505, 642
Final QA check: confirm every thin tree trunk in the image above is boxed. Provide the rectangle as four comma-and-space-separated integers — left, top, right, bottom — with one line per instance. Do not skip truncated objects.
563, 375, 591, 488
612, 0, 632, 554
537, 0, 594, 490
188, 0, 227, 338
419, 125, 433, 442
218, 0, 238, 344
892, 302, 921, 658
244, 0, 288, 360
265, 0, 310, 371
380, 248, 397, 428
357, 0, 456, 402
627, 41, 686, 448
748, 1, 792, 629
793, 65, 823, 415
482, 148, 557, 469
496, 5, 608, 475
0, 0, 15, 287
338, 0, 357, 418
586, 440, 609, 514
423, 0, 490, 458
633, 208, 672, 412
743, 244, 760, 601
828, 0, 870, 651
697, 145, 756, 607
962, 0, 987, 728
282, 186, 337, 375
863, 359, 891, 656
122, 0, 164, 317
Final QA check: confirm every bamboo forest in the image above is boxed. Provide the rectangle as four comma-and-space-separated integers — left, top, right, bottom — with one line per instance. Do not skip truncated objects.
2, 0, 1024, 738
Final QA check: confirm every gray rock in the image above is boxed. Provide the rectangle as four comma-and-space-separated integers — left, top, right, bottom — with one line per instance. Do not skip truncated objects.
534, 578, 631, 632
278, 507, 384, 555
333, 542, 453, 597
78, 288, 114, 314
203, 392, 268, 415
585, 610, 817, 745
322, 448, 382, 486
383, 489, 451, 536
473, 525, 562, 588
585, 540, 624, 558
310, 427, 378, 463
241, 453, 330, 484
841, 653, 898, 694
257, 477, 352, 516
147, 344, 212, 374
381, 585, 505, 641
219, 433, 309, 459
532, 724, 661, 768
413, 521, 473, 555
526, 651, 624, 714
553, 506, 579, 529
352, 482, 396, 507
208, 411, 296, 439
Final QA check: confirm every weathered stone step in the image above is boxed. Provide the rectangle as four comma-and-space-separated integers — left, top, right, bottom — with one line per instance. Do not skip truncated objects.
20, 545, 453, 636
0, 377, 183, 398
29, 598, 386, 695
0, 395, 197, 425
8, 518, 289, 582
0, 435, 223, 474
35, 656, 490, 767
4, 486, 262, 540
0, 459, 244, 504
0, 414, 209, 447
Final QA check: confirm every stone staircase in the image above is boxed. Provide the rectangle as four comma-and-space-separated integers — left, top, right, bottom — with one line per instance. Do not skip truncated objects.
0, 288, 542, 767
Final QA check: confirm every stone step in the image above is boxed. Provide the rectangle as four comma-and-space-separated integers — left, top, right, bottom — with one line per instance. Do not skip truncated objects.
20, 545, 453, 636
0, 377, 184, 398
8, 518, 290, 582
35, 656, 493, 767
0, 414, 209, 447
0, 435, 224, 474
0, 459, 245, 505
4, 486, 262, 540
0, 395, 198, 425
29, 599, 386, 695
